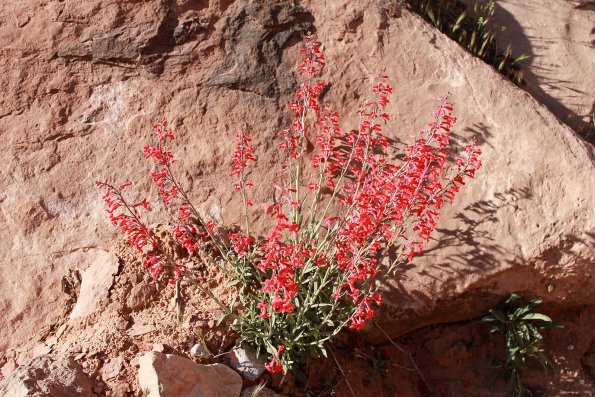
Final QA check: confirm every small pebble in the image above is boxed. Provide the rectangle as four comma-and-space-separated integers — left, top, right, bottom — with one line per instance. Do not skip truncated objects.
190, 343, 210, 359
130, 356, 140, 367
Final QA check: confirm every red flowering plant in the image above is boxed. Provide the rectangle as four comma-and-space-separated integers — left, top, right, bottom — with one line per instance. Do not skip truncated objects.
97, 34, 482, 374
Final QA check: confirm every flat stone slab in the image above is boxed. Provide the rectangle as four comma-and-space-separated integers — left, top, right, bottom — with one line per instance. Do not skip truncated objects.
69, 251, 119, 321
138, 351, 242, 397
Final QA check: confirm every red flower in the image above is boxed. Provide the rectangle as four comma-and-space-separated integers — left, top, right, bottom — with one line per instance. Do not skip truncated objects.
265, 345, 285, 373
230, 129, 257, 177
257, 300, 270, 319
228, 231, 254, 257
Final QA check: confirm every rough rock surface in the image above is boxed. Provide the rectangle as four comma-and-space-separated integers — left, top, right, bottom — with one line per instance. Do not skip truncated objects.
101, 356, 123, 380
138, 351, 243, 397
310, 0, 595, 340
0, 354, 94, 397
478, 0, 595, 136
0, 1, 593, 393
69, 250, 119, 320
229, 345, 267, 381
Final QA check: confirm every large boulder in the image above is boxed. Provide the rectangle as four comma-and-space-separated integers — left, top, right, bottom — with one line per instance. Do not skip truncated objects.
305, 0, 595, 340
0, 0, 311, 354
0, 0, 592, 354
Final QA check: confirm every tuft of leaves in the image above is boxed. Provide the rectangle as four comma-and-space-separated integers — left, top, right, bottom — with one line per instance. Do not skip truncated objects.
481, 293, 562, 396
407, 0, 528, 85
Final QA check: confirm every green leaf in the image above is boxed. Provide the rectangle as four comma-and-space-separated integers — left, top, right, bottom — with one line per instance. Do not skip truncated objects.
503, 293, 520, 305
227, 279, 240, 287
513, 303, 533, 318
452, 12, 466, 33
507, 345, 519, 357
216, 313, 228, 327
488, 309, 507, 323
470, 31, 477, 51
512, 54, 530, 65
524, 298, 543, 312
320, 347, 328, 358
427, 10, 437, 26
533, 320, 564, 329
311, 303, 333, 308
229, 296, 238, 312
521, 313, 552, 322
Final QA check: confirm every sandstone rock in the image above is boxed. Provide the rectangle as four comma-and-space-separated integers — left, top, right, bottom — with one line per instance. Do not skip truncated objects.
126, 281, 157, 311
0, 355, 93, 397
152, 343, 166, 353
1, 359, 17, 378
229, 345, 267, 381
138, 351, 242, 397
55, 323, 68, 338
101, 356, 123, 380
0, 0, 592, 355
130, 356, 140, 367
30, 342, 52, 358
45, 336, 57, 348
108, 379, 131, 397
69, 251, 119, 320
304, 1, 595, 341
582, 340, 595, 380
128, 322, 156, 337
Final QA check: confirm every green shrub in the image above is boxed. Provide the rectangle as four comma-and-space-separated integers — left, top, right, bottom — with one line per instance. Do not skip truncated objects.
482, 293, 562, 396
